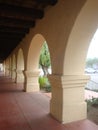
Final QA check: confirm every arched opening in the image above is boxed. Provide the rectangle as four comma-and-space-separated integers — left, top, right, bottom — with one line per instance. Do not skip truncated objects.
25, 34, 52, 93
12, 54, 16, 81
16, 48, 24, 84
27, 34, 45, 71
39, 41, 51, 93
3, 61, 5, 73
63, 1, 98, 75
0, 63, 3, 72
85, 29, 98, 124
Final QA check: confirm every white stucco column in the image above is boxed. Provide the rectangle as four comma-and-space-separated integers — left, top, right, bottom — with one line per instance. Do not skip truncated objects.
16, 69, 24, 83
5, 67, 10, 76
11, 69, 16, 81
48, 74, 89, 124
9, 68, 12, 77
24, 70, 40, 92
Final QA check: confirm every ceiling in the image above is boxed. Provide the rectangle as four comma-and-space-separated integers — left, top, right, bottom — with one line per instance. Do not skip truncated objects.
0, 0, 57, 62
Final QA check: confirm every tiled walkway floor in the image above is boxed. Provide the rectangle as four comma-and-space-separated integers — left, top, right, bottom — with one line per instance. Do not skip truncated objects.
0, 72, 98, 130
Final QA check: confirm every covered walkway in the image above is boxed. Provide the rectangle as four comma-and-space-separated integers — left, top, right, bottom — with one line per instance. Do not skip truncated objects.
0, 72, 98, 130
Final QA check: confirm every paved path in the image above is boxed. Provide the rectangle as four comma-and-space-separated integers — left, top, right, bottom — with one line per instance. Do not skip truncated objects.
0, 72, 98, 130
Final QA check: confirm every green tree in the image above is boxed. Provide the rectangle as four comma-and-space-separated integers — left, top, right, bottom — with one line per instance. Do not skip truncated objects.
86, 58, 98, 68
39, 42, 51, 76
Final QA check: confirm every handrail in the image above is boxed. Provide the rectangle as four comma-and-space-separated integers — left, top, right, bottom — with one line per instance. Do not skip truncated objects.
85, 80, 98, 91
90, 80, 98, 85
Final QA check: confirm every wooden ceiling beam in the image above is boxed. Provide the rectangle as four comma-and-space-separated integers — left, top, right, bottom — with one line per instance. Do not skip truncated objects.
0, 3, 44, 20
0, 17, 35, 28
0, 1, 58, 62
0, 32, 25, 38
0, 36, 23, 41
36, 0, 58, 6
0, 39, 23, 44
0, 26, 29, 34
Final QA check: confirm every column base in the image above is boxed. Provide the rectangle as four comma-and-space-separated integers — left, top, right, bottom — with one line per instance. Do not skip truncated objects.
48, 74, 90, 124
50, 99, 87, 124
11, 69, 16, 81
16, 70, 24, 83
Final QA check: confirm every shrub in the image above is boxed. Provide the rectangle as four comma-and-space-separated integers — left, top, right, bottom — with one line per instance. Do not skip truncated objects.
39, 76, 51, 92
91, 98, 98, 107
86, 97, 98, 111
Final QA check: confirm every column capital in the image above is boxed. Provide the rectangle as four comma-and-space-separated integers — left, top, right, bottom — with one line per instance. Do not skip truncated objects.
48, 74, 90, 88
12, 68, 16, 71
24, 70, 40, 77
16, 69, 23, 73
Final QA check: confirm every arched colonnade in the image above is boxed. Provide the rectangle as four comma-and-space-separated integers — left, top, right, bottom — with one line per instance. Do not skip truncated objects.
3, 0, 98, 124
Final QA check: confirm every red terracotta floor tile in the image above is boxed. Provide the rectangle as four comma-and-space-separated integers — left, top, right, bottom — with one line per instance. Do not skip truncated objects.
0, 72, 98, 130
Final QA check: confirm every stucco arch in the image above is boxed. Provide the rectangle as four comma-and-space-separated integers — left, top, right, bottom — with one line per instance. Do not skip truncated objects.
63, 0, 98, 75
26, 34, 46, 71
24, 0, 86, 76
24, 34, 51, 92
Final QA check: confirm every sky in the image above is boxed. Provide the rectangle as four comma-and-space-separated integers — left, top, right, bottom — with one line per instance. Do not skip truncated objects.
87, 29, 98, 59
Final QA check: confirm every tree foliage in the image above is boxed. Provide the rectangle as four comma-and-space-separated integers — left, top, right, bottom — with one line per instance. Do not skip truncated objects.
39, 42, 51, 76
86, 58, 98, 68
